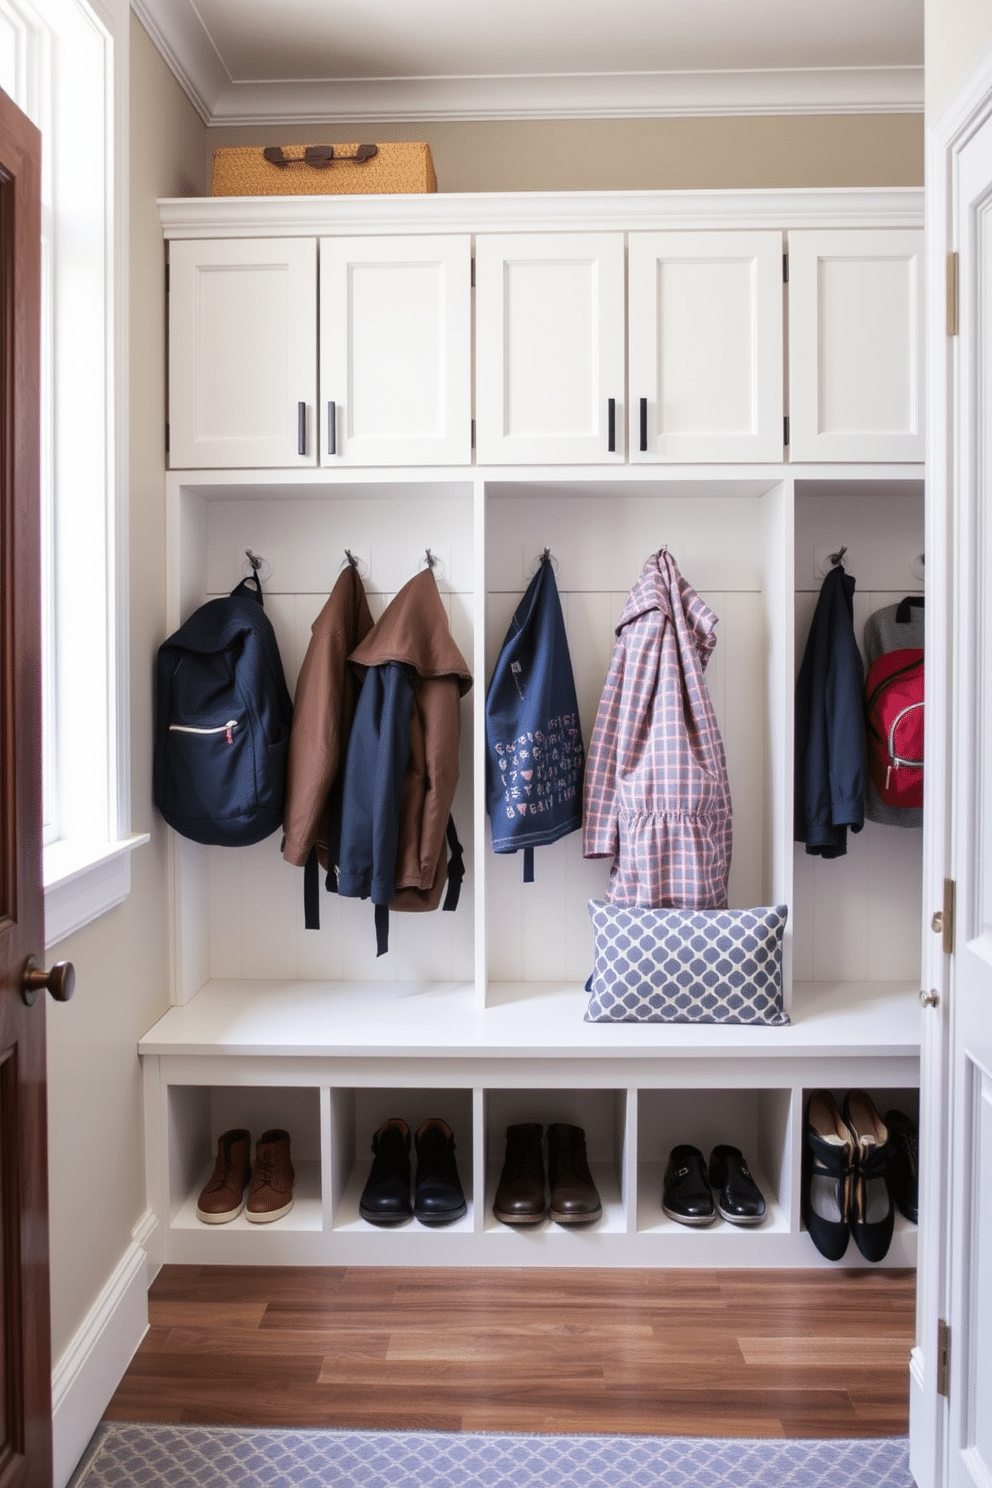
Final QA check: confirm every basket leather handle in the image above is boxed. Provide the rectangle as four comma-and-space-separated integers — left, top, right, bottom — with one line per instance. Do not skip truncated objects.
263, 144, 378, 170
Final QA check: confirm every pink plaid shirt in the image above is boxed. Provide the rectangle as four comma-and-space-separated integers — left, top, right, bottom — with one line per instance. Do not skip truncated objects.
582, 550, 732, 909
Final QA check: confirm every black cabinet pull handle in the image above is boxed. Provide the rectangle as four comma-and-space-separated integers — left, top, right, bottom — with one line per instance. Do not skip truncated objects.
327, 401, 336, 456
639, 397, 647, 452
297, 401, 307, 457
608, 397, 616, 453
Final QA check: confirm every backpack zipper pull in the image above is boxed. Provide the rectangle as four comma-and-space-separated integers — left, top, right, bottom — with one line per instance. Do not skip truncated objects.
886, 764, 893, 791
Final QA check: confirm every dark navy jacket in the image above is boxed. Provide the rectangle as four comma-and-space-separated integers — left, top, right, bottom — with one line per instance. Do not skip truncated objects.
794, 563, 866, 859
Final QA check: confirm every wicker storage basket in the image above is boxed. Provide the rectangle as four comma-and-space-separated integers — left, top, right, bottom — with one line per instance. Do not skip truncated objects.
211, 142, 437, 197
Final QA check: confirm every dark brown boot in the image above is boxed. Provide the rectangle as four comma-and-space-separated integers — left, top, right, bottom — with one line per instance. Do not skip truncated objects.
547, 1122, 602, 1225
246, 1129, 295, 1224
494, 1123, 546, 1225
196, 1128, 251, 1224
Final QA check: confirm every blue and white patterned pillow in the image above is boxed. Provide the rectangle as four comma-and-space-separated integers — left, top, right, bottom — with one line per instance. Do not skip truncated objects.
585, 900, 790, 1025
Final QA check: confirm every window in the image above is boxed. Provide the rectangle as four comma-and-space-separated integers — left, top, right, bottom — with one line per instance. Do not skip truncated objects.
0, 0, 145, 946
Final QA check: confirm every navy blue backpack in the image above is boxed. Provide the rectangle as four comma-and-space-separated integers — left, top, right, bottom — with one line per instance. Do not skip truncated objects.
485, 552, 584, 880
154, 573, 293, 846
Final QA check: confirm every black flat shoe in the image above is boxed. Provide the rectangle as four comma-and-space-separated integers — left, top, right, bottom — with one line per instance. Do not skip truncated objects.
359, 1117, 412, 1225
414, 1117, 468, 1226
708, 1144, 766, 1226
802, 1090, 853, 1262
885, 1108, 919, 1224
663, 1144, 716, 1226
844, 1091, 894, 1263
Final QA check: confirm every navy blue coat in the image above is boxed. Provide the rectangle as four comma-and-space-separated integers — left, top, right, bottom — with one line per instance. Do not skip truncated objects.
794, 563, 866, 859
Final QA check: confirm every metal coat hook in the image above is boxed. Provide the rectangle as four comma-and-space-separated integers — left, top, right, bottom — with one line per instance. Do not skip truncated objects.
242, 548, 272, 583
424, 547, 436, 569
245, 548, 262, 571
530, 547, 560, 575
828, 545, 848, 567
421, 547, 446, 578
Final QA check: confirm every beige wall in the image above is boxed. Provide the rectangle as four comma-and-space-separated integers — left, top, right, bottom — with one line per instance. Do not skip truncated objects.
206, 113, 923, 193
925, 0, 992, 119
45, 16, 206, 1365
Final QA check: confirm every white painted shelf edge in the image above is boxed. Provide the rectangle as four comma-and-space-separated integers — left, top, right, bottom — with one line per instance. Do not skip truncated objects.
138, 979, 921, 1061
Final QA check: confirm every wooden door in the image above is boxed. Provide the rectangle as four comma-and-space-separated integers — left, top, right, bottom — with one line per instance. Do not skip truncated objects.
942, 109, 992, 1488
0, 84, 52, 1488
319, 235, 471, 466
628, 230, 784, 462
788, 229, 925, 463
474, 232, 625, 464
168, 237, 318, 469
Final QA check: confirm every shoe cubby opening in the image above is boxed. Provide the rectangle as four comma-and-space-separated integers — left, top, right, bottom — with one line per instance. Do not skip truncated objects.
482, 478, 792, 1000
168, 477, 477, 1007
329, 1085, 474, 1233
636, 1086, 791, 1236
792, 479, 924, 997
166, 1083, 322, 1232
482, 1087, 629, 1236
799, 1083, 920, 1255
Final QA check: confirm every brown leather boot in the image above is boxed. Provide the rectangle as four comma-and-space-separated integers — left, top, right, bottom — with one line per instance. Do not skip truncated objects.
246, 1129, 295, 1223
546, 1122, 602, 1225
494, 1123, 546, 1224
196, 1128, 251, 1224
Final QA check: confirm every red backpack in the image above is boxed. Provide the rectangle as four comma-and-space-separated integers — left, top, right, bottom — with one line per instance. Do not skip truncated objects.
864, 648, 924, 809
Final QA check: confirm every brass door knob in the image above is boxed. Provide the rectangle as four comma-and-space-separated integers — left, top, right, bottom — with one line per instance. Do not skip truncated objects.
21, 955, 75, 1007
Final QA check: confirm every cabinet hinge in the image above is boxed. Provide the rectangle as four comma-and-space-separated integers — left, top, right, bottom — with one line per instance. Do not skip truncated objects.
947, 252, 959, 337
165, 422, 170, 455
165, 260, 170, 293
471, 418, 476, 450
937, 1318, 951, 1397
784, 415, 790, 447
783, 253, 789, 283
470, 257, 475, 289
939, 878, 956, 955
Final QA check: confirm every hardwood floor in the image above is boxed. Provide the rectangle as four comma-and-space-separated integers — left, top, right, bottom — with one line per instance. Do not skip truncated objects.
104, 1266, 915, 1438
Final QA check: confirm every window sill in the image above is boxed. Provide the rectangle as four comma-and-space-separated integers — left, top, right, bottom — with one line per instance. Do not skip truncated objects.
44, 835, 150, 948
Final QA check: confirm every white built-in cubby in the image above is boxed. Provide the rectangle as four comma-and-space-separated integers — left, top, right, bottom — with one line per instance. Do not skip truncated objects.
142, 189, 925, 1271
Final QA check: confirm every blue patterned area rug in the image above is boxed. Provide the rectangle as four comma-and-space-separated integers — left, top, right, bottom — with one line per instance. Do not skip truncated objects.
68, 1423, 913, 1487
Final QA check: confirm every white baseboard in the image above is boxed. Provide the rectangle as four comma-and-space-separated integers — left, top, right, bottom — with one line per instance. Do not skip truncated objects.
51, 1212, 157, 1488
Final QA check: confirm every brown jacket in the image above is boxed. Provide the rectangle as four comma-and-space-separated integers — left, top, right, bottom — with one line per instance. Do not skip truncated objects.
281, 562, 373, 870
342, 566, 472, 914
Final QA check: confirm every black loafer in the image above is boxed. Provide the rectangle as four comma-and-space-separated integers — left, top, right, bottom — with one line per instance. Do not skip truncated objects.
885, 1108, 919, 1224
359, 1117, 412, 1225
708, 1144, 766, 1226
662, 1144, 716, 1226
414, 1118, 468, 1226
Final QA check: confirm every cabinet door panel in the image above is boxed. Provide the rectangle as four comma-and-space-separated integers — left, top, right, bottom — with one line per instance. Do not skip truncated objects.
169, 238, 317, 469
788, 229, 924, 462
475, 233, 625, 464
320, 236, 471, 465
629, 231, 784, 462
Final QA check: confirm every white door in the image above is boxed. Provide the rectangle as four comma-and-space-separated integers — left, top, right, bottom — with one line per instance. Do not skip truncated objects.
628, 230, 784, 462
788, 229, 924, 463
319, 235, 472, 465
942, 110, 992, 1488
168, 237, 317, 468
475, 232, 625, 464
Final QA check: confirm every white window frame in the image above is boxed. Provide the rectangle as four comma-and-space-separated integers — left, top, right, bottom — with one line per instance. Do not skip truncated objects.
1, 0, 146, 948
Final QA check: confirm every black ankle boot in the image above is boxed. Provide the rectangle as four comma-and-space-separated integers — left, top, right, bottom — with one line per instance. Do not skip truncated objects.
414, 1118, 467, 1226
359, 1117, 412, 1225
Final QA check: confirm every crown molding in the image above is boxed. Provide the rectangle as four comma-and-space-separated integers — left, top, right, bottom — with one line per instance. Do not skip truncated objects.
131, 0, 922, 124
159, 187, 925, 240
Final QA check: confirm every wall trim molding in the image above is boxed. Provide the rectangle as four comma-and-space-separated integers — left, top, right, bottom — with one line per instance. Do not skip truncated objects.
130, 0, 922, 125
51, 1227, 151, 1488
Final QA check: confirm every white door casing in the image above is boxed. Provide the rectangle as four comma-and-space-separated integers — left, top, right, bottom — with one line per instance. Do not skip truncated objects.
474, 232, 625, 464
168, 237, 318, 469
788, 229, 925, 463
944, 107, 992, 1488
319, 235, 472, 466
628, 230, 784, 463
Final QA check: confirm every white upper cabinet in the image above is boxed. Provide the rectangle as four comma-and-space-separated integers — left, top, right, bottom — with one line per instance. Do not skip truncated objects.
628, 231, 785, 463
474, 233, 626, 464
787, 229, 925, 462
319, 235, 472, 466
168, 237, 318, 469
